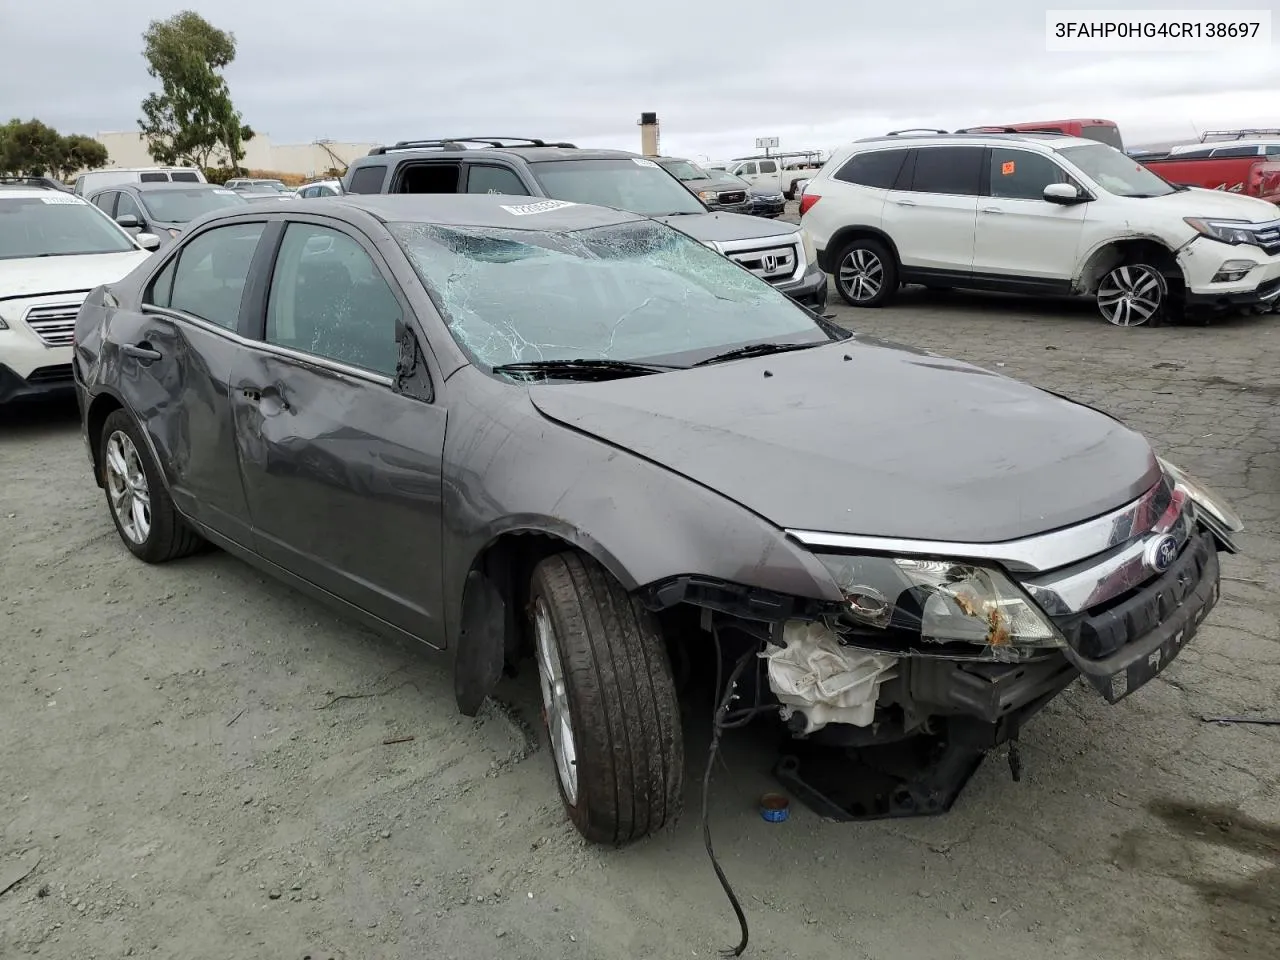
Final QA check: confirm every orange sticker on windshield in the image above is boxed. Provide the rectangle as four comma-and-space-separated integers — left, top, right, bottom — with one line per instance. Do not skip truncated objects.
1001, 161, 1016, 175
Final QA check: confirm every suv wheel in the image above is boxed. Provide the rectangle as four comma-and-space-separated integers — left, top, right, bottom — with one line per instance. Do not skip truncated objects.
1096, 264, 1166, 327
99, 409, 204, 563
528, 552, 683, 845
834, 238, 898, 308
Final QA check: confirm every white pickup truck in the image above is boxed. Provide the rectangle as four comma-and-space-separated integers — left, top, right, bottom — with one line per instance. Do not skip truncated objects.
706, 153, 826, 200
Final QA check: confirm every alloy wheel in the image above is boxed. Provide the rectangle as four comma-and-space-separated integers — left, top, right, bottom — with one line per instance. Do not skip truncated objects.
533, 597, 579, 805
839, 248, 884, 302
104, 430, 152, 544
1097, 264, 1164, 326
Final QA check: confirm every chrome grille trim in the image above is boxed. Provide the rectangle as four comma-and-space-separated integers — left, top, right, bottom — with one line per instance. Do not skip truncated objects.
24, 302, 82, 346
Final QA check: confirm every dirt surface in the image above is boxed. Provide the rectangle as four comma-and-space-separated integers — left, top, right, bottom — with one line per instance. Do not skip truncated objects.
3, 216, 1279, 958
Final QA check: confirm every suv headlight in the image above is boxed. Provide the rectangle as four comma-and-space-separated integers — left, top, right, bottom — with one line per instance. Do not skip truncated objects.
697, 190, 719, 202
1158, 457, 1244, 540
814, 553, 1065, 661
1184, 217, 1262, 246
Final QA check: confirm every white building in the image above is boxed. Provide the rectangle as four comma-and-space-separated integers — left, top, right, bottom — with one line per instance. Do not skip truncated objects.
92, 131, 380, 177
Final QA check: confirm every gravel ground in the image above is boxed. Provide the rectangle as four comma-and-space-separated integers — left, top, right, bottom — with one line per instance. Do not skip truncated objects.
2, 214, 1278, 958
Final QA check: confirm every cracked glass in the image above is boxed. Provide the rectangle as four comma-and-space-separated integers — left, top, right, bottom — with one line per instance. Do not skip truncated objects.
390, 218, 834, 370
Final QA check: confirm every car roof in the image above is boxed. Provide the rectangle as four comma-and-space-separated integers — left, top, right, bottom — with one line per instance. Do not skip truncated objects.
265, 193, 648, 231
846, 132, 1095, 152
0, 187, 86, 201
361, 145, 645, 165
112, 181, 230, 194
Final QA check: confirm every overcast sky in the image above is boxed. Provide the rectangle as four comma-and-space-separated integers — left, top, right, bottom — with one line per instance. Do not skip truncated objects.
2, 1, 1277, 160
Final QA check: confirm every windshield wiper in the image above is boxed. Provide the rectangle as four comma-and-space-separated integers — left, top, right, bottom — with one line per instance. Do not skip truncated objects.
491, 358, 677, 380
692, 341, 821, 367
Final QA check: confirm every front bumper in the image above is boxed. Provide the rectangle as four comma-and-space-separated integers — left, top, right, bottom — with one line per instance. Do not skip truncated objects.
774, 262, 829, 309
747, 197, 786, 218
0, 361, 76, 404
705, 200, 752, 216
1179, 235, 1280, 309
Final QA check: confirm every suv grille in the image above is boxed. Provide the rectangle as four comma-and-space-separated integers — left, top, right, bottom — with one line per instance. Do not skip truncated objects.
728, 243, 799, 283
1254, 220, 1280, 255
716, 190, 747, 205
24, 303, 81, 346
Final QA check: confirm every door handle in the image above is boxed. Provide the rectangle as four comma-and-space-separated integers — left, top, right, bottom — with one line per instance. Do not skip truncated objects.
894, 199, 917, 207
243, 385, 290, 415
981, 207, 1004, 214
121, 342, 161, 362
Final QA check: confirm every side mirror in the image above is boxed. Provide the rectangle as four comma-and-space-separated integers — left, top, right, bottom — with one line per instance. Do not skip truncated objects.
136, 233, 161, 251
116, 213, 141, 229
1044, 183, 1085, 204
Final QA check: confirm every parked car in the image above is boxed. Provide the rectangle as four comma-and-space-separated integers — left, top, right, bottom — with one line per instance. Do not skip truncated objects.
652, 157, 750, 214
295, 179, 344, 198
0, 184, 157, 405
703, 169, 786, 218
1, 175, 73, 192
1136, 138, 1280, 204
72, 193, 1241, 843
708, 154, 826, 200
341, 136, 827, 308
955, 118, 1125, 151
225, 178, 293, 195
73, 167, 206, 196
800, 130, 1280, 324
86, 182, 250, 244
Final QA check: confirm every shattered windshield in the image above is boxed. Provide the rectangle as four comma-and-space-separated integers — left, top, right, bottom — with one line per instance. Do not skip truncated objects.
526, 158, 707, 215
390, 218, 839, 370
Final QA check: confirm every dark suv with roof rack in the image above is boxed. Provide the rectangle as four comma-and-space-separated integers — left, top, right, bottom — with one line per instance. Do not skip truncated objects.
341, 137, 828, 309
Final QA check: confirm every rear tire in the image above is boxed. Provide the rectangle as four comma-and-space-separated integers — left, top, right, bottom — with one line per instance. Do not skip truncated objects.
99, 409, 204, 563
834, 237, 898, 308
528, 552, 683, 845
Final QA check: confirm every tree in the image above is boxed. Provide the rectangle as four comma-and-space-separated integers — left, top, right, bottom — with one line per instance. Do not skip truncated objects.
137, 11, 253, 171
0, 120, 109, 178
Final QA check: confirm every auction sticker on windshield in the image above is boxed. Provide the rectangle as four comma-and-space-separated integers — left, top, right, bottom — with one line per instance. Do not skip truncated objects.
633, 158, 659, 168
500, 199, 577, 216
214, 188, 237, 195
40, 194, 83, 204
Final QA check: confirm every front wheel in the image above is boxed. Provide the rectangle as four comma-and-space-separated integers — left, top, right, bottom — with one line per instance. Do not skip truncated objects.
528, 552, 683, 845
834, 238, 898, 307
1096, 263, 1168, 327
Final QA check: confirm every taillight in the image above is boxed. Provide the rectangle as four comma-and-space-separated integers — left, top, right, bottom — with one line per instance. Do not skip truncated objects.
799, 193, 821, 216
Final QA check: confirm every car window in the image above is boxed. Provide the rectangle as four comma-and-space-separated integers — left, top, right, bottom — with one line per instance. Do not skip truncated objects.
391, 218, 841, 371
987, 148, 1066, 199
163, 222, 266, 329
0, 195, 137, 260
140, 187, 248, 223
466, 165, 530, 196
1266, 145, 1280, 156
1059, 143, 1176, 197
348, 164, 387, 193
737, 162, 757, 176
265, 223, 401, 376
171, 171, 201, 182
116, 192, 145, 222
906, 146, 984, 195
759, 160, 777, 173
1210, 146, 1259, 158
528, 158, 705, 215
91, 191, 117, 215
661, 160, 704, 181
834, 149, 908, 189
1176, 148, 1214, 159
148, 257, 177, 308
139, 172, 169, 183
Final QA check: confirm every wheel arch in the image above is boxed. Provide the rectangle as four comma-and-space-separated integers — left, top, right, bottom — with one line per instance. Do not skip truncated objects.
451, 522, 637, 717
1075, 236, 1186, 295
818, 225, 902, 274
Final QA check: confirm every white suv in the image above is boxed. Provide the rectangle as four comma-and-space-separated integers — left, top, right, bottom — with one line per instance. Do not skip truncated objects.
0, 187, 158, 405
800, 132, 1280, 325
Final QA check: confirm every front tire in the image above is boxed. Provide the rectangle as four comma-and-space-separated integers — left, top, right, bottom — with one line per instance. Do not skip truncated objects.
528, 552, 683, 845
834, 237, 898, 307
99, 409, 204, 563
1096, 263, 1167, 327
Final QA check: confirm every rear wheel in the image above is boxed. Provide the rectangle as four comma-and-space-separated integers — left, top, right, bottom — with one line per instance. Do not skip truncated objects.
528, 552, 683, 845
834, 237, 898, 308
1096, 263, 1167, 327
99, 409, 204, 563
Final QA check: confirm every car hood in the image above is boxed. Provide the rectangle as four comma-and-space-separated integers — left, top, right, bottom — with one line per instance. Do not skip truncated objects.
653, 211, 798, 242
0, 250, 153, 302
1144, 187, 1280, 222
679, 175, 749, 194
528, 337, 1159, 543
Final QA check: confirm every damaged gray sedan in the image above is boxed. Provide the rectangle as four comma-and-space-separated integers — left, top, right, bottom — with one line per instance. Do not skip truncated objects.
72, 194, 1242, 845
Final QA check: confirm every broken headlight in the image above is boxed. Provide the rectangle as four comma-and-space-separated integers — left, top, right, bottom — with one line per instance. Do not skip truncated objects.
1158, 457, 1244, 548
814, 554, 1065, 661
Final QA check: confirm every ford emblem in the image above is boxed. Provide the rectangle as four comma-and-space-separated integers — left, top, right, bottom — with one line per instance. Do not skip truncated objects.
1144, 534, 1179, 573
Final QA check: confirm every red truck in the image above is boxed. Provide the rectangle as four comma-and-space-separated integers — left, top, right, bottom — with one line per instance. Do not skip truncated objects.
955, 118, 1125, 149
1135, 131, 1280, 205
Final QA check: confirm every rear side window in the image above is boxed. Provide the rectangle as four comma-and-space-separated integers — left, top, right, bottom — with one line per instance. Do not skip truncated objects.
394, 163, 461, 194
91, 191, 117, 215
906, 146, 984, 195
1267, 145, 1280, 156
1211, 146, 1260, 158
834, 149, 908, 189
171, 171, 200, 182
1176, 148, 1214, 159
139, 172, 169, 183
348, 164, 387, 193
163, 222, 266, 329
759, 160, 777, 173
